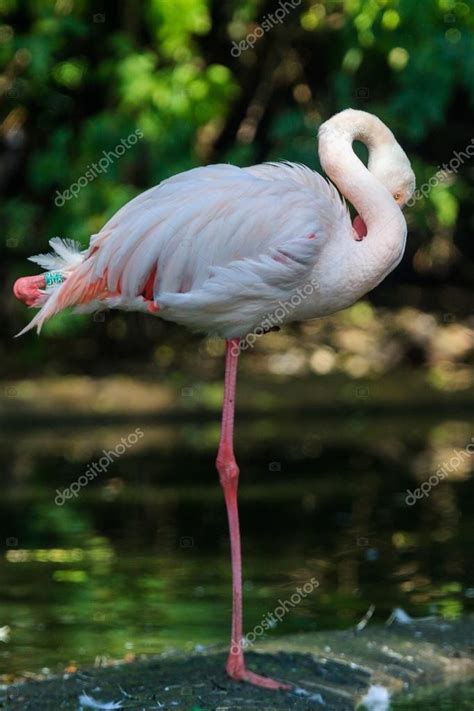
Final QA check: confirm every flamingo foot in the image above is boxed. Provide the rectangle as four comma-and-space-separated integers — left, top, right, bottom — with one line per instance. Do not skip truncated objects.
13, 274, 46, 307
226, 658, 291, 690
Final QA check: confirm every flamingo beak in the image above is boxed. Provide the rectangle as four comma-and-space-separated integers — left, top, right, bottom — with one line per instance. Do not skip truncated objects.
352, 215, 367, 241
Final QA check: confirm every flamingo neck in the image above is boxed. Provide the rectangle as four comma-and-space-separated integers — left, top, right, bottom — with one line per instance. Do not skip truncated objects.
318, 112, 407, 285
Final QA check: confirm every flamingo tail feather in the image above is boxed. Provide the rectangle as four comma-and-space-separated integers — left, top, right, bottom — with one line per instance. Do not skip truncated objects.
15, 238, 88, 337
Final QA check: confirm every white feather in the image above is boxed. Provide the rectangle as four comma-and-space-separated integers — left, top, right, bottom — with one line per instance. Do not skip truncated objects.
358, 685, 391, 711
158, 232, 322, 337
28, 237, 84, 271
78, 693, 123, 709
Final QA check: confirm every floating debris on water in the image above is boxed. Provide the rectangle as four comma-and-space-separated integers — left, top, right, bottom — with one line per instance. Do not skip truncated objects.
358, 685, 390, 711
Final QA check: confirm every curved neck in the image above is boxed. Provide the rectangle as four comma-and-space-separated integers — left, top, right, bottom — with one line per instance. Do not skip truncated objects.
318, 111, 407, 284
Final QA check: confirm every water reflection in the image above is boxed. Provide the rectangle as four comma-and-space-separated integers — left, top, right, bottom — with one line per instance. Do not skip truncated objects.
1, 390, 473, 676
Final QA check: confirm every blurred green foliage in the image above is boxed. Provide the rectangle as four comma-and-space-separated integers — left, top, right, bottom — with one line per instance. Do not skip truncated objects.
0, 0, 473, 373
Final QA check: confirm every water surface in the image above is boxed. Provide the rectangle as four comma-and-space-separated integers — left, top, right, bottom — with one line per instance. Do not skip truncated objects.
1, 374, 473, 677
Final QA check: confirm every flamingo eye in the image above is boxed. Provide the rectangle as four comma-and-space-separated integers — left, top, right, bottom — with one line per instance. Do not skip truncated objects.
393, 192, 402, 202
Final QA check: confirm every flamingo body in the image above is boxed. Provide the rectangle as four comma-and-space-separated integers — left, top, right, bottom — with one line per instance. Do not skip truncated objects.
16, 122, 413, 340
17, 163, 356, 337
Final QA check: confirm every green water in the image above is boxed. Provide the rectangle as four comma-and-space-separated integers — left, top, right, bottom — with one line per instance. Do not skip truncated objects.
1, 378, 474, 678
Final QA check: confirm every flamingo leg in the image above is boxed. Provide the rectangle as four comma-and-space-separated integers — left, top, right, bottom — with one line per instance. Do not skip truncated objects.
216, 338, 290, 691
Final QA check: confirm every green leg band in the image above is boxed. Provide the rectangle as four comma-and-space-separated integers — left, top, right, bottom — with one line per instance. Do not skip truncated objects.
44, 271, 65, 288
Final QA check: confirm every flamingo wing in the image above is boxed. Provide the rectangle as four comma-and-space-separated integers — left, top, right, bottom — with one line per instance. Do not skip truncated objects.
19, 163, 351, 337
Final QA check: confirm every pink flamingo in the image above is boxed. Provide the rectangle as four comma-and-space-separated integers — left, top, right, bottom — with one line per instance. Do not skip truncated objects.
14, 109, 415, 690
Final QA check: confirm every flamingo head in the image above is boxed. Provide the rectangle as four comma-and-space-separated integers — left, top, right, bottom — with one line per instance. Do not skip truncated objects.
368, 139, 416, 209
